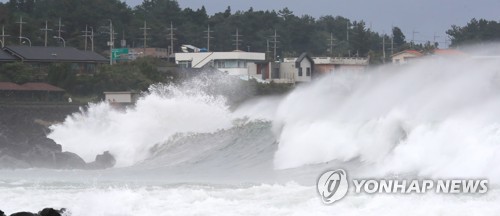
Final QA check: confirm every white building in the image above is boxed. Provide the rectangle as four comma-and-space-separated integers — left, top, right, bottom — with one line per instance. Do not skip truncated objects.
175, 51, 265, 76
104, 91, 139, 104
247, 52, 314, 83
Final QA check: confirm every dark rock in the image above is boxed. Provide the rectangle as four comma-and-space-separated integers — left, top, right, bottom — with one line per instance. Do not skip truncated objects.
0, 210, 6, 216
86, 151, 116, 169
10, 212, 36, 216
38, 208, 62, 216
54, 152, 86, 169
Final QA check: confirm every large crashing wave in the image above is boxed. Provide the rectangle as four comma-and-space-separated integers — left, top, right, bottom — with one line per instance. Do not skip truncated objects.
273, 56, 500, 181
48, 77, 237, 167
48, 50, 500, 183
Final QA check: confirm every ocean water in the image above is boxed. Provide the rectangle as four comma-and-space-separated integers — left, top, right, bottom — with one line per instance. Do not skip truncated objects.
2, 51, 500, 215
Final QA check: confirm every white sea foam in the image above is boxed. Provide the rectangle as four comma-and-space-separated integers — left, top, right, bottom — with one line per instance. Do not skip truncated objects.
273, 56, 500, 183
48, 81, 234, 167
0, 182, 498, 216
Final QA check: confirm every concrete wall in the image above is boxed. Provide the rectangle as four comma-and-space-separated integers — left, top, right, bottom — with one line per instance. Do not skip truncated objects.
104, 92, 134, 103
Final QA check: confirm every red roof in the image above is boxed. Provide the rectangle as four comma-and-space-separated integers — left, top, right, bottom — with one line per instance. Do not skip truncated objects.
0, 82, 28, 91
22, 82, 65, 91
433, 49, 467, 56
391, 49, 423, 57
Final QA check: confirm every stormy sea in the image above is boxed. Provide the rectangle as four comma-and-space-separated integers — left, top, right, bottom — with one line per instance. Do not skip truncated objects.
1, 48, 500, 215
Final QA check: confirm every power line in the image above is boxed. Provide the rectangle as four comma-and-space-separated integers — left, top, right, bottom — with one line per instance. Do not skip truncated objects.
269, 29, 280, 60
0, 25, 10, 47
327, 32, 336, 56
232, 28, 243, 50
16, 16, 27, 45
139, 20, 151, 51
166, 22, 176, 56
40, 20, 52, 47
81, 25, 94, 51
204, 25, 214, 51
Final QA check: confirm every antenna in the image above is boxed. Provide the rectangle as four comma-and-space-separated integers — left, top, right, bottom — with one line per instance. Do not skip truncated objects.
269, 29, 280, 60
0, 25, 10, 47
16, 16, 27, 45
140, 20, 151, 51
232, 28, 243, 51
204, 25, 214, 51
40, 20, 52, 47
166, 22, 176, 56
327, 32, 336, 57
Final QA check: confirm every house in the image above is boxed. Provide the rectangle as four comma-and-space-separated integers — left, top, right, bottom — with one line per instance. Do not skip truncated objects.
0, 49, 16, 65
2, 46, 108, 73
391, 50, 423, 64
283, 52, 315, 82
247, 52, 315, 83
313, 57, 369, 75
175, 50, 266, 76
0, 82, 65, 101
103, 91, 139, 104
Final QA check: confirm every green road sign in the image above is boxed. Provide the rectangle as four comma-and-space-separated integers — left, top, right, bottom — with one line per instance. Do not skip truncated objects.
112, 48, 129, 60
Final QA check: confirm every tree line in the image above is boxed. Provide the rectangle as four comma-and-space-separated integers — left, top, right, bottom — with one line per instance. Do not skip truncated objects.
1, 0, 498, 63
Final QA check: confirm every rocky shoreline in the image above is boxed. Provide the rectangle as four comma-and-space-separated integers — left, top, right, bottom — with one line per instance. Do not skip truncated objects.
1, 208, 66, 216
0, 103, 115, 169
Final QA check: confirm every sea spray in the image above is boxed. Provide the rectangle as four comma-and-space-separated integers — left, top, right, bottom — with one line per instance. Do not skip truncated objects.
48, 79, 234, 167
273, 56, 500, 182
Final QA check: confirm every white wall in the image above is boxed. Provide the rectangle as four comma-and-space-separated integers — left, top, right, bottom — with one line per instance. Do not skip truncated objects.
175, 51, 265, 69
104, 92, 133, 103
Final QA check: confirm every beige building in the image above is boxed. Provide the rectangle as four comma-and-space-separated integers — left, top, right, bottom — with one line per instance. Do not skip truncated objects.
391, 50, 423, 64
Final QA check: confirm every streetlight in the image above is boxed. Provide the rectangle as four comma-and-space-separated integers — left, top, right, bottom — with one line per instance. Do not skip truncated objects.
19, 36, 31, 46
53, 36, 65, 47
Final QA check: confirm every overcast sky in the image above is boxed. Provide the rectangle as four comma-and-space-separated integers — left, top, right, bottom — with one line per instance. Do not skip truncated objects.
123, 0, 500, 47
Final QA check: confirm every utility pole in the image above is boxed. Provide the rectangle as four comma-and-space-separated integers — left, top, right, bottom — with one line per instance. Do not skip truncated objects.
391, 35, 394, 56
106, 19, 114, 65
433, 32, 440, 47
81, 25, 90, 51
166, 22, 176, 61
347, 22, 351, 57
16, 16, 26, 45
232, 28, 243, 50
382, 35, 386, 63
411, 30, 419, 48
140, 20, 151, 53
56, 18, 64, 38
269, 29, 280, 61
0, 25, 10, 47
41, 20, 52, 47
266, 39, 271, 60
328, 32, 336, 57
204, 25, 214, 51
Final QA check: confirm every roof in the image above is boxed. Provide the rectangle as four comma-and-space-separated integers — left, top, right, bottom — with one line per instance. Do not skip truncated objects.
433, 49, 467, 56
295, 52, 314, 67
22, 82, 65, 91
0, 50, 17, 62
391, 50, 423, 57
3, 46, 108, 63
0, 82, 28, 91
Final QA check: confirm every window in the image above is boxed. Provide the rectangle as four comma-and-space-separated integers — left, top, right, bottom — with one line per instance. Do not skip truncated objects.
179, 61, 192, 68
217, 61, 226, 68
298, 67, 303, 76
306, 67, 311, 76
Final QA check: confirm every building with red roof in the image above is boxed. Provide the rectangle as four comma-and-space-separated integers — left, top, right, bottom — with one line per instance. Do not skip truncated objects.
391, 50, 423, 65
